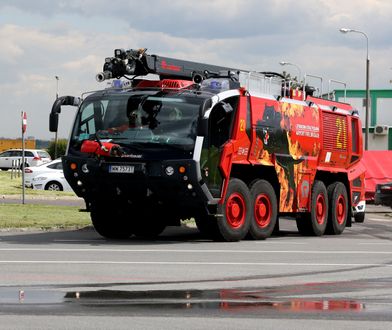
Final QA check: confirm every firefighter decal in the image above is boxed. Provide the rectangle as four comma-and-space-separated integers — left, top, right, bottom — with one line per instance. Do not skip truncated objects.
255, 102, 320, 212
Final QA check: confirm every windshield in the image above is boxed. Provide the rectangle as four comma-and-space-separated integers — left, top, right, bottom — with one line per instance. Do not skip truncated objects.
70, 91, 205, 151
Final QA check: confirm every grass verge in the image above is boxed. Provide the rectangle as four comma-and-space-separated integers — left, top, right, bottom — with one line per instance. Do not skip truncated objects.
0, 204, 91, 230
0, 170, 75, 197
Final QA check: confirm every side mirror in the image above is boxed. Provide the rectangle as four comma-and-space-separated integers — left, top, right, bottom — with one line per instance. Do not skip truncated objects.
49, 96, 81, 132
49, 112, 59, 132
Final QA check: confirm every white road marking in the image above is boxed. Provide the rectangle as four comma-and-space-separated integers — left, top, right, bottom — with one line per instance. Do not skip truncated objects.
54, 240, 101, 242
0, 248, 391, 254
368, 218, 392, 222
0, 260, 391, 267
359, 242, 392, 245
255, 241, 307, 245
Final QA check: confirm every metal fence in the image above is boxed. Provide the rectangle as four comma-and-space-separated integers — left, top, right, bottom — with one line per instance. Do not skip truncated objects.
10, 159, 22, 179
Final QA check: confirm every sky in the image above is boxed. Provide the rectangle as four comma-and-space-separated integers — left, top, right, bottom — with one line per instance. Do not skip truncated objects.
0, 0, 391, 140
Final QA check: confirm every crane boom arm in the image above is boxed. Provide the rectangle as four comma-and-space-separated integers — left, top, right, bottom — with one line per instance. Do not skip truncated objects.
96, 48, 242, 82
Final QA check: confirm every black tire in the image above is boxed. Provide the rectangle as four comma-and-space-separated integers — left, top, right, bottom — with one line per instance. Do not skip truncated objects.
354, 212, 365, 223
195, 214, 219, 239
90, 202, 133, 239
326, 182, 348, 235
0, 168, 8, 171
132, 208, 166, 239
248, 180, 277, 240
296, 180, 328, 236
215, 178, 251, 242
45, 181, 63, 191
296, 214, 311, 235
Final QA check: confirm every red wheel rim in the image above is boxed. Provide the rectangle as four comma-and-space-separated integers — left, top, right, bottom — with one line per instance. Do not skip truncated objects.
336, 194, 346, 225
254, 193, 271, 228
316, 193, 326, 225
226, 193, 246, 229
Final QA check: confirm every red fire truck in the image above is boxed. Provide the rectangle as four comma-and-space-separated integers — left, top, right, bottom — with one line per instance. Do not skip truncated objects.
50, 48, 366, 241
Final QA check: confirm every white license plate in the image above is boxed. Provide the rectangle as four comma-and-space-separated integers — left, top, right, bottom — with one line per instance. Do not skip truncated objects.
109, 165, 134, 173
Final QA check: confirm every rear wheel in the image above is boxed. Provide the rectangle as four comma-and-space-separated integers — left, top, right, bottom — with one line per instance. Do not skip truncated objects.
216, 178, 251, 242
296, 180, 328, 236
45, 181, 63, 191
90, 202, 133, 239
248, 180, 277, 240
326, 182, 348, 235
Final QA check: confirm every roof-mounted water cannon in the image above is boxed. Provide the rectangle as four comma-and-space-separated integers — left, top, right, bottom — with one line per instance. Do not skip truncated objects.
96, 48, 148, 82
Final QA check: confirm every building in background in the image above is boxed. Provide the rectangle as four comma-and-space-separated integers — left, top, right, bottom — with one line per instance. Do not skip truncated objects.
334, 89, 392, 150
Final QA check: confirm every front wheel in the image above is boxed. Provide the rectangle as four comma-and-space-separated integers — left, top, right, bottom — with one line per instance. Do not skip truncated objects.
195, 214, 219, 239
216, 178, 251, 242
132, 208, 166, 239
90, 202, 133, 239
248, 180, 277, 240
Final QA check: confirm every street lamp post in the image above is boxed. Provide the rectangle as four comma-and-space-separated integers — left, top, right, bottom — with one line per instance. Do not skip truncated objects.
339, 28, 370, 150
54, 76, 60, 159
279, 61, 302, 81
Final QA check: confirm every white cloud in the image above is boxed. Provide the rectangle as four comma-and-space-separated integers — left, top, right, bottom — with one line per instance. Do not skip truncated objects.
0, 0, 392, 139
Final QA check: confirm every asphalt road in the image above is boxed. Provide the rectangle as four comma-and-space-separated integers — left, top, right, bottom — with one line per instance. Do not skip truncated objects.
0, 210, 391, 329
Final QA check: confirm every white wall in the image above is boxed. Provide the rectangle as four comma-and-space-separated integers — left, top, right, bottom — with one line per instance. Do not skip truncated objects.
376, 98, 392, 126
365, 132, 389, 150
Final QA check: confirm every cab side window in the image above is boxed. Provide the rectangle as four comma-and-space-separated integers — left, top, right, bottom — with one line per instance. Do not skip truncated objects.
209, 97, 237, 148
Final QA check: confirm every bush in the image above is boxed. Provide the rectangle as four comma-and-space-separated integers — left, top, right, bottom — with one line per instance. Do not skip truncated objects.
47, 139, 68, 159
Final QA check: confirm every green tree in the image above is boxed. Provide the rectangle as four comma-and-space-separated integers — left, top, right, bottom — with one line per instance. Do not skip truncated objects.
47, 139, 68, 159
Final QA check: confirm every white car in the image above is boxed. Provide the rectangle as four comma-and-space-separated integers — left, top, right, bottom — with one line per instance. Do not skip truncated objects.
0, 149, 51, 170
32, 171, 72, 192
24, 158, 63, 187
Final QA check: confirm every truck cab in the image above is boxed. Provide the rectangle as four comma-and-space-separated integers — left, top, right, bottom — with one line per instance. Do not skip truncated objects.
57, 79, 245, 238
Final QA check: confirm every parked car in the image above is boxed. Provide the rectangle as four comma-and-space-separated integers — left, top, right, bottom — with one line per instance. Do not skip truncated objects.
0, 149, 51, 170
374, 182, 392, 208
32, 171, 72, 192
24, 158, 63, 187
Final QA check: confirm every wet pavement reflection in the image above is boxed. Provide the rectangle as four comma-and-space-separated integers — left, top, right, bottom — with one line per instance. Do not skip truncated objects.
0, 285, 367, 313
2, 277, 392, 318
63, 288, 365, 312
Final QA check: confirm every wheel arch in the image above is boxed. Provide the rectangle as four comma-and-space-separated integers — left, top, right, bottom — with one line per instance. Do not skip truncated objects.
230, 164, 280, 203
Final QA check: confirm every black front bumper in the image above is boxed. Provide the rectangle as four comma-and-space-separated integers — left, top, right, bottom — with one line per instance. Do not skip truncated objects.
62, 156, 210, 215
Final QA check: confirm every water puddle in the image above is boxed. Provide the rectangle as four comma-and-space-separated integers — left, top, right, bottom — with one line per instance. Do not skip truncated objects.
0, 287, 364, 312
64, 288, 365, 312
